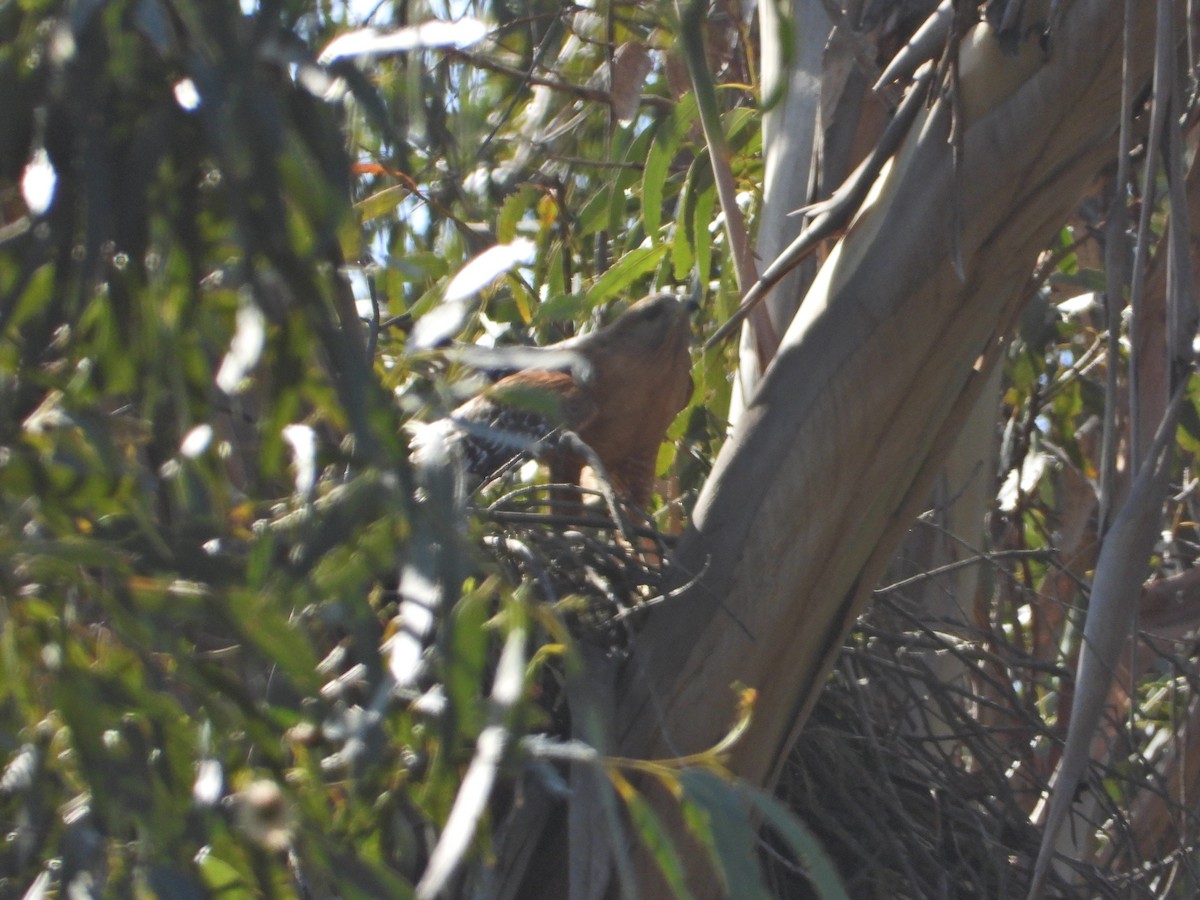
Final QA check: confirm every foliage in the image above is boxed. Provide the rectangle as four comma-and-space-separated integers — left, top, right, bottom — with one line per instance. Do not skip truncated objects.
9, 0, 1197, 897
0, 0, 834, 896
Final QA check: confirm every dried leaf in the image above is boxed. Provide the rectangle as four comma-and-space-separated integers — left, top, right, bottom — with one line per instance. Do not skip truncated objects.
610, 41, 652, 126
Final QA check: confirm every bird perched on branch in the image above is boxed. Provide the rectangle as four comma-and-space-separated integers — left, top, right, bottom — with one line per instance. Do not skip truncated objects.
431, 292, 694, 508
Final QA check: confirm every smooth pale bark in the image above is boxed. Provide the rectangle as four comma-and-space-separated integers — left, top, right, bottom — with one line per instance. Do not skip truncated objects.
615, 0, 1159, 815
730, 0, 830, 418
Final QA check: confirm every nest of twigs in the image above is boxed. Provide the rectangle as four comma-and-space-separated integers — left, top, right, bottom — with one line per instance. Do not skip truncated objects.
474, 499, 1200, 898
771, 592, 1200, 899
479, 484, 683, 653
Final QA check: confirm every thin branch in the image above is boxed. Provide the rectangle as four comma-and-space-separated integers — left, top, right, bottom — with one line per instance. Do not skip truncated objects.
676, 0, 768, 356
874, 549, 1055, 597
1100, 0, 1136, 535
1127, 0, 1173, 473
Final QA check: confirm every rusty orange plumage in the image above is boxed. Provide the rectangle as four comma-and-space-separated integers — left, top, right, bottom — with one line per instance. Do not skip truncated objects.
446, 292, 694, 507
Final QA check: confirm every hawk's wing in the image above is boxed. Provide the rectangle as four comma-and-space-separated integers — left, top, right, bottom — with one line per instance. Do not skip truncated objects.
449, 369, 598, 484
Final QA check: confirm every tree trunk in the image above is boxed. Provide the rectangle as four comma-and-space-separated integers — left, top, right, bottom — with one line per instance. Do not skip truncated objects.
611, 1, 1160, 886
730, 0, 830, 417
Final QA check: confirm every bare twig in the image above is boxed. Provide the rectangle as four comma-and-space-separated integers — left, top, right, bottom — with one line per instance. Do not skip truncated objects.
875, 549, 1055, 596
449, 48, 672, 111
675, 0, 768, 356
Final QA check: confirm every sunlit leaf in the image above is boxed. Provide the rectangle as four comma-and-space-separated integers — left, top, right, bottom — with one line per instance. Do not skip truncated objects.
215, 296, 266, 395
356, 184, 410, 222
497, 185, 538, 243
195, 849, 250, 893
20, 146, 55, 215
997, 451, 1050, 513
281, 423, 317, 497
173, 78, 200, 111
179, 424, 213, 459
410, 300, 471, 350
445, 239, 537, 303
318, 19, 489, 64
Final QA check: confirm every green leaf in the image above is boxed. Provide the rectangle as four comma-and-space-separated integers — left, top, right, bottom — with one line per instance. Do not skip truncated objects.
534, 293, 589, 324
444, 579, 493, 742
544, 242, 567, 299
497, 185, 539, 243
611, 770, 693, 900
6, 263, 54, 333
1181, 374, 1200, 454
671, 92, 700, 135
722, 106, 758, 143
577, 186, 612, 239
643, 121, 677, 239
356, 184, 409, 223
692, 185, 716, 287
196, 850, 251, 893
325, 849, 418, 898
672, 171, 694, 281
738, 786, 850, 900
389, 252, 450, 283
677, 769, 771, 900
224, 588, 321, 693
585, 245, 668, 306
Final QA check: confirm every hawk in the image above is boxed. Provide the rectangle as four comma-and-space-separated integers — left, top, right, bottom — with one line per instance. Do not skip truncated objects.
437, 292, 694, 508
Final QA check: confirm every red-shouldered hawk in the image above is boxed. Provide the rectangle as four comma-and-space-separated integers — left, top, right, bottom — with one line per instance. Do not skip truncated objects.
442, 292, 694, 508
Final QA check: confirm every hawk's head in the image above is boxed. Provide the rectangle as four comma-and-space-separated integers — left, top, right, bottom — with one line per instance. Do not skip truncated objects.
600, 291, 694, 355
